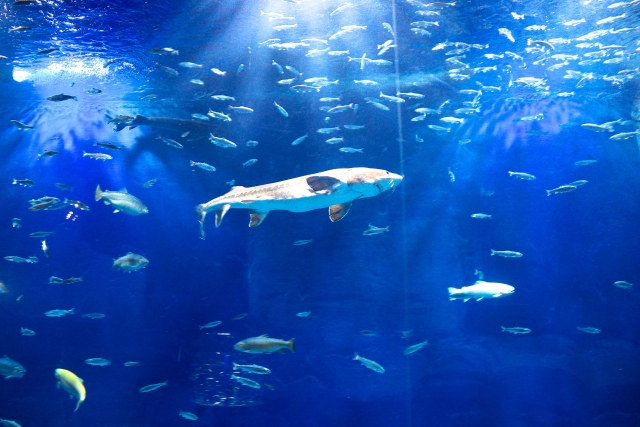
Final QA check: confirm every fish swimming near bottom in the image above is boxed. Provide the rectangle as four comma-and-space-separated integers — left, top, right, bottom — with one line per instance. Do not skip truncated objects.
195, 167, 403, 239
55, 368, 85, 411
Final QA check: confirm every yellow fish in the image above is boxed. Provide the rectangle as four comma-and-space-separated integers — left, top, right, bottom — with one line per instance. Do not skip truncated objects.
55, 368, 86, 411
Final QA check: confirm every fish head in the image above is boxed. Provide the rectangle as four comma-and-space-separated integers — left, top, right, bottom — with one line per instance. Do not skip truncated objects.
345, 168, 403, 197
11, 365, 26, 377
233, 341, 248, 352
497, 285, 515, 296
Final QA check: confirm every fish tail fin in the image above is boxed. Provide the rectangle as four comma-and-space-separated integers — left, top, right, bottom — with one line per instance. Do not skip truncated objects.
69, 308, 75, 314
501, 326, 507, 332
448, 288, 461, 299
95, 185, 103, 201
288, 338, 296, 352
490, 249, 496, 256
195, 204, 208, 240
73, 96, 78, 101
353, 353, 359, 360
546, 190, 551, 196
74, 400, 82, 412
12, 179, 17, 184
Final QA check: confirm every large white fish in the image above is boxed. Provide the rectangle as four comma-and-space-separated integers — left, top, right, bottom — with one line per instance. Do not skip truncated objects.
448, 281, 514, 302
195, 168, 402, 239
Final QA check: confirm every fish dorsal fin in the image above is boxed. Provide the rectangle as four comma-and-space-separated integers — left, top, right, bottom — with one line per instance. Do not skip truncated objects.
127, 252, 133, 255
368, 223, 377, 229
249, 210, 269, 227
307, 175, 341, 194
474, 280, 486, 284
215, 204, 231, 227
329, 202, 352, 222
120, 187, 128, 193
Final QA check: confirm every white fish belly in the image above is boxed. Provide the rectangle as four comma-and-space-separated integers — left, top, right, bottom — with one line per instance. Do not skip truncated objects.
228, 191, 359, 212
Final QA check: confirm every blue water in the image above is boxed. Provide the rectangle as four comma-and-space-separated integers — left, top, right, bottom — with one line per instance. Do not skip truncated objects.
1, 0, 639, 426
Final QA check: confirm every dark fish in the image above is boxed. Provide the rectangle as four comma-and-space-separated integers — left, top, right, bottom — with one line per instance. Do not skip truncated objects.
13, 179, 34, 186
29, 200, 55, 211
38, 150, 58, 159
13, 0, 38, 4
10, 120, 34, 130
107, 115, 134, 124
94, 141, 122, 150
148, 47, 179, 55
128, 114, 217, 136
86, 88, 102, 94
47, 94, 77, 101
155, 64, 179, 76
37, 47, 60, 55
9, 26, 32, 33
64, 198, 90, 211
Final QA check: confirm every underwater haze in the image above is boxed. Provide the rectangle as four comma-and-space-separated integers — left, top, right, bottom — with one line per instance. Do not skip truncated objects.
0, 0, 639, 426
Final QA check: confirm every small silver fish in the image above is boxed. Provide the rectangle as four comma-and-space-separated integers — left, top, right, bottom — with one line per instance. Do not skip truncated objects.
142, 179, 158, 188
85, 358, 111, 366
139, 381, 168, 392
190, 161, 216, 172
501, 327, 531, 334
403, 340, 429, 355
232, 363, 271, 374
490, 250, 523, 258
231, 374, 261, 388
577, 327, 600, 334
293, 239, 313, 245
199, 321, 222, 330
242, 159, 258, 167
291, 134, 308, 146
508, 171, 536, 180
363, 224, 389, 235
20, 328, 36, 336
179, 411, 198, 420
274, 101, 289, 117
353, 353, 385, 373
614, 281, 633, 289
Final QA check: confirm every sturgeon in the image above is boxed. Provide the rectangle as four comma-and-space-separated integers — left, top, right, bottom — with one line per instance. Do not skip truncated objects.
195, 167, 403, 239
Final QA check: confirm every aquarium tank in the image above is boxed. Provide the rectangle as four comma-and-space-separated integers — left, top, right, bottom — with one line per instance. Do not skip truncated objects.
0, 0, 639, 426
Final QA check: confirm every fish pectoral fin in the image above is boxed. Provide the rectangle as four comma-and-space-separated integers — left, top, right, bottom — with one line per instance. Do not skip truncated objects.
307, 175, 342, 194
119, 187, 128, 193
329, 202, 352, 222
476, 297, 483, 301
249, 210, 269, 227
113, 210, 120, 214
215, 204, 231, 227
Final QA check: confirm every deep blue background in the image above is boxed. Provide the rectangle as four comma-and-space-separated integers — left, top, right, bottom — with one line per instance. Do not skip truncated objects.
0, 0, 639, 426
